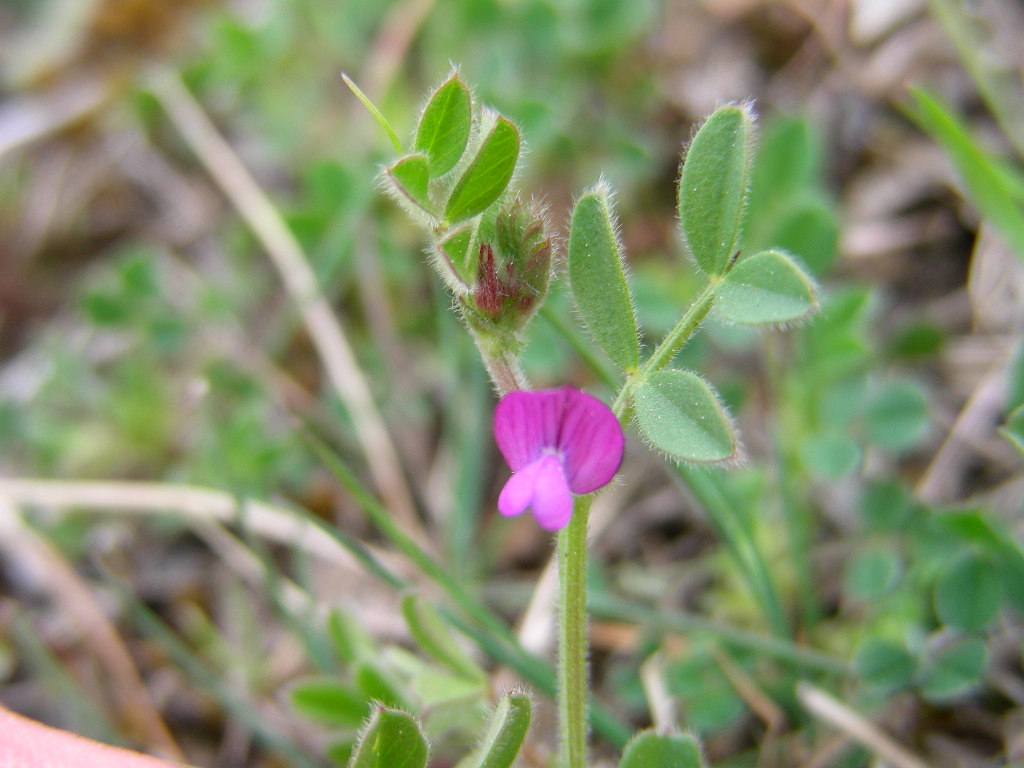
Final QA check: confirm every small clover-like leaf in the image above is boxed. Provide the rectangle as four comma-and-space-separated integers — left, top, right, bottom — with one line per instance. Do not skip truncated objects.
619, 730, 704, 768
460, 692, 532, 768
715, 249, 817, 325
445, 116, 520, 224
920, 637, 987, 702
864, 380, 929, 453
843, 548, 900, 601
934, 552, 1003, 632
349, 708, 428, 768
853, 638, 915, 692
415, 74, 472, 177
634, 370, 738, 463
679, 104, 755, 276
568, 182, 640, 370
386, 154, 435, 218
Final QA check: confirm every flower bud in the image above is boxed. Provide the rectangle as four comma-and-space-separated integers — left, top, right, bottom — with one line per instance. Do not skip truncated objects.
462, 197, 554, 329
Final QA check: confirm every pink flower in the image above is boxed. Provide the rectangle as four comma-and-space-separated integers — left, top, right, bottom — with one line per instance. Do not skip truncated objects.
494, 387, 624, 530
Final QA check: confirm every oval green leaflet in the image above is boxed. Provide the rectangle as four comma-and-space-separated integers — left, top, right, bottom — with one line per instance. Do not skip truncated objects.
714, 249, 817, 326
445, 115, 520, 224
415, 74, 472, 177
568, 182, 640, 370
349, 708, 428, 768
678, 104, 755, 276
633, 369, 739, 464
619, 730, 704, 768
385, 154, 435, 218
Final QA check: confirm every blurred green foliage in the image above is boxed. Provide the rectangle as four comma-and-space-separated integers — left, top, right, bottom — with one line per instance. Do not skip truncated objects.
2, 0, 1022, 766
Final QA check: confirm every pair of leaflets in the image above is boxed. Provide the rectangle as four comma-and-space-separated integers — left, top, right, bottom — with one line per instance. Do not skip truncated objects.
568, 105, 818, 464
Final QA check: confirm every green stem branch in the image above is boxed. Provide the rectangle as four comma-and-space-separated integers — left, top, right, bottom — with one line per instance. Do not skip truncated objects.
557, 495, 593, 768
558, 280, 723, 766
611, 280, 719, 418
472, 332, 528, 394
641, 280, 719, 375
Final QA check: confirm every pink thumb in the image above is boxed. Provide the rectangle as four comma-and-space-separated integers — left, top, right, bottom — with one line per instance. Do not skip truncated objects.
0, 706, 189, 768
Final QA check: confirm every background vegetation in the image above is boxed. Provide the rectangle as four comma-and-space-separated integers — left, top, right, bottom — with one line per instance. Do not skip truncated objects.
1, 0, 1022, 766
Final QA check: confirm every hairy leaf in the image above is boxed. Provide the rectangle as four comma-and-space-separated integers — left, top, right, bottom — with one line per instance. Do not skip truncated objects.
445, 117, 520, 223
634, 370, 738, 463
415, 75, 472, 176
568, 183, 640, 370
679, 105, 755, 276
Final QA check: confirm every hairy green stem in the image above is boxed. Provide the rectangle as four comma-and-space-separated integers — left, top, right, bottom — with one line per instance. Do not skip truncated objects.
473, 334, 528, 394
557, 495, 593, 768
557, 280, 723, 766
641, 280, 719, 375
611, 280, 719, 418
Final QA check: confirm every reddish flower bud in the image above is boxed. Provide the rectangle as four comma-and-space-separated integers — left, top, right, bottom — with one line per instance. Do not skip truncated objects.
463, 197, 554, 330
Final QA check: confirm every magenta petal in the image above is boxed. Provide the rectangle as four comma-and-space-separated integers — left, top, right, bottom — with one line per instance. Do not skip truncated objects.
529, 454, 574, 530
497, 458, 543, 517
493, 387, 572, 470
558, 388, 624, 494
493, 386, 624, 530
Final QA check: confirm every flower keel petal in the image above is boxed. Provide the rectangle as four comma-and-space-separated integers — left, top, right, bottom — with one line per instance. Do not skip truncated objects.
530, 454, 574, 530
498, 457, 543, 517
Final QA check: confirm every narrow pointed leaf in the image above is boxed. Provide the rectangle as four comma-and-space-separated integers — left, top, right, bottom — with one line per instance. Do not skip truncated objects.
342, 74, 402, 153
715, 249, 817, 325
445, 117, 520, 223
386, 154, 434, 216
679, 104, 755, 275
349, 708, 428, 768
619, 730, 704, 768
328, 608, 377, 665
568, 183, 640, 370
460, 692, 532, 768
402, 593, 486, 682
415, 75, 472, 176
634, 370, 738, 463
908, 87, 1024, 259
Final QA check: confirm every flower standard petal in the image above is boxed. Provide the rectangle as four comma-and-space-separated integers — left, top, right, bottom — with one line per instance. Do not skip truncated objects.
498, 457, 544, 517
557, 388, 625, 493
530, 454, 574, 530
494, 387, 571, 470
